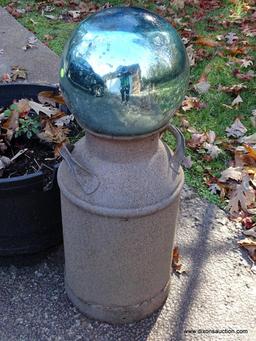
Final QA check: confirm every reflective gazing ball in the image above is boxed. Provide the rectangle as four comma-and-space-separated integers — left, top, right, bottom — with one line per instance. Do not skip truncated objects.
60, 7, 189, 137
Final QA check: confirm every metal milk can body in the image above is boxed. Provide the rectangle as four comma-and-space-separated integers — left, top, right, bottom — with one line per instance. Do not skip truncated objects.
58, 127, 184, 324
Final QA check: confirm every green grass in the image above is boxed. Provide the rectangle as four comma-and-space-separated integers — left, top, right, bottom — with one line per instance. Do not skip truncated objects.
1, 0, 255, 206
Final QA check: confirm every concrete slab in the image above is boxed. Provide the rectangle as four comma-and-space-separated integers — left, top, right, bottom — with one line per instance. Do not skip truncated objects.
0, 7, 255, 341
0, 7, 59, 84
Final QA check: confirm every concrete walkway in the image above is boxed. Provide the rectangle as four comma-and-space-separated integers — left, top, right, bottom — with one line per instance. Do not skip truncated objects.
0, 7, 255, 341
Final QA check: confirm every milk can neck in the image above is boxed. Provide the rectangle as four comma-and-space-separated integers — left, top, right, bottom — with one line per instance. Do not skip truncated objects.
83, 131, 162, 162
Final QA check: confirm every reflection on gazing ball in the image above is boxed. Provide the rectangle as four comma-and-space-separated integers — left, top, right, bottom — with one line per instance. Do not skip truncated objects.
60, 7, 189, 137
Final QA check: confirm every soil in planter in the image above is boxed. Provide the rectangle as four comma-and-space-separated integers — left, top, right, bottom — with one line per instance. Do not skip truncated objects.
0, 91, 83, 185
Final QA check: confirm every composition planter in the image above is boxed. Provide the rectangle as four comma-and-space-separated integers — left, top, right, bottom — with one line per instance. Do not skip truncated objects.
0, 83, 62, 255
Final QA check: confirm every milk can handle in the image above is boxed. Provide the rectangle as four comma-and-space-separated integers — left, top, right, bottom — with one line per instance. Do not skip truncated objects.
163, 124, 185, 174
60, 145, 100, 195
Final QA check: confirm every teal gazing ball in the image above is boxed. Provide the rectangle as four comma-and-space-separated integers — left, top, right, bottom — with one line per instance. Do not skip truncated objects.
60, 7, 189, 137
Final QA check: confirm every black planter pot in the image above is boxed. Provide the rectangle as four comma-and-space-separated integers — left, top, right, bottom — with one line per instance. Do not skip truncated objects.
0, 83, 63, 255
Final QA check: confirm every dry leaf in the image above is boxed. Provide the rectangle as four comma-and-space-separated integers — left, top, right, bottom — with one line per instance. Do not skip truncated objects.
243, 227, 256, 238
16, 99, 30, 116
44, 34, 54, 41
231, 94, 243, 106
2, 110, 19, 132
37, 121, 69, 156
0, 156, 11, 177
38, 91, 65, 106
219, 166, 243, 182
235, 148, 256, 168
207, 130, 216, 144
195, 37, 220, 47
250, 109, 256, 128
209, 183, 221, 194
182, 96, 202, 112
172, 0, 185, 9
238, 238, 256, 261
233, 69, 255, 81
182, 155, 193, 168
218, 84, 247, 95
1, 73, 11, 82
0, 140, 7, 153
244, 145, 256, 161
68, 10, 81, 19
180, 117, 190, 128
172, 246, 183, 273
186, 45, 195, 66
225, 32, 238, 45
44, 14, 58, 20
54, 114, 74, 127
11, 65, 27, 81
187, 133, 207, 149
203, 143, 222, 159
194, 80, 210, 94
28, 101, 58, 117
240, 133, 256, 144
38, 121, 68, 143
227, 175, 255, 214
226, 118, 247, 138
240, 59, 253, 68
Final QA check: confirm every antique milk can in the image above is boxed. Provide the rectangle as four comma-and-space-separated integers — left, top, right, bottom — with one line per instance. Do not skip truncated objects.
58, 6, 189, 324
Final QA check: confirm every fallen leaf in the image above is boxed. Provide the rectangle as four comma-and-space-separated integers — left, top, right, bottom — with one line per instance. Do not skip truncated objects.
195, 36, 220, 47
226, 118, 247, 138
44, 14, 58, 20
44, 34, 54, 41
250, 109, 256, 128
182, 155, 193, 168
203, 142, 222, 159
231, 95, 243, 107
240, 59, 253, 68
172, 0, 185, 9
227, 175, 255, 214
242, 216, 255, 229
218, 84, 247, 95
2, 110, 19, 132
238, 238, 256, 261
187, 133, 207, 149
194, 80, 210, 94
182, 96, 203, 111
0, 156, 11, 177
225, 32, 238, 44
1, 73, 11, 83
231, 94, 243, 106
38, 91, 65, 106
209, 183, 221, 194
68, 10, 81, 19
243, 227, 256, 238
0, 140, 7, 153
180, 117, 190, 128
186, 45, 195, 66
11, 65, 27, 81
172, 246, 184, 273
54, 114, 74, 127
219, 166, 243, 182
37, 121, 69, 156
28, 36, 38, 45
233, 69, 255, 81
16, 99, 30, 117
207, 130, 216, 144
28, 101, 58, 117
244, 145, 256, 162
235, 148, 256, 168
240, 133, 256, 144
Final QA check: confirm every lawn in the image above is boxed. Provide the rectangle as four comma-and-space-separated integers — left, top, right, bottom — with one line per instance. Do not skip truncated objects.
1, 0, 256, 207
